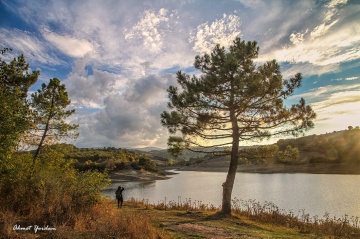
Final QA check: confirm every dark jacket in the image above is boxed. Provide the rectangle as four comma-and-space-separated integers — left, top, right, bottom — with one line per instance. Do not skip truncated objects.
115, 186, 124, 200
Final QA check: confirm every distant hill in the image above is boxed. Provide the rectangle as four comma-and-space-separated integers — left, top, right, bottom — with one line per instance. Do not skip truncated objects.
130, 147, 164, 152
277, 128, 360, 163
166, 128, 360, 174
132, 148, 206, 161
138, 146, 258, 162
46, 128, 360, 174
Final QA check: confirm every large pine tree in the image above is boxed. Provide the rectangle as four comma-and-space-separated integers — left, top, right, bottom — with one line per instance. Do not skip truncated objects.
161, 38, 316, 215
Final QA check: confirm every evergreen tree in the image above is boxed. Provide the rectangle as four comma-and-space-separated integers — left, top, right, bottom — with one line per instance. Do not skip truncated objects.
31, 78, 78, 165
161, 38, 316, 215
0, 49, 39, 157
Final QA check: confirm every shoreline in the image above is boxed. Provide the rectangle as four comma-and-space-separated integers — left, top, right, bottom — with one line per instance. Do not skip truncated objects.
108, 169, 177, 182
108, 162, 360, 184
176, 162, 360, 175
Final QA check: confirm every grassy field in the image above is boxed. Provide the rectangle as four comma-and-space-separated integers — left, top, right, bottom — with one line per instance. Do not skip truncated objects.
6, 198, 359, 238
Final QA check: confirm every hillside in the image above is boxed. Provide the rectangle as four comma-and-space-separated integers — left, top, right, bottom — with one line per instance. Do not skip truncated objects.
42, 128, 360, 174
136, 148, 219, 161
277, 128, 360, 163
42, 144, 159, 172
164, 128, 360, 174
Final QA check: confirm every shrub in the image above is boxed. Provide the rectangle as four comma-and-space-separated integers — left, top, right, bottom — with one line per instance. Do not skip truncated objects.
138, 156, 157, 171
0, 146, 110, 229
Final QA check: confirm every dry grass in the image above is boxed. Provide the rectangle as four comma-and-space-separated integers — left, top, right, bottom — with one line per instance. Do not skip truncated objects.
231, 198, 360, 238
2, 195, 359, 238
1, 198, 167, 239
130, 197, 360, 238
53, 198, 167, 239
130, 197, 219, 212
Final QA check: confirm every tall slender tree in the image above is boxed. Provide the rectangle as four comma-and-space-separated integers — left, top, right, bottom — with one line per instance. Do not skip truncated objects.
31, 78, 78, 165
161, 38, 316, 215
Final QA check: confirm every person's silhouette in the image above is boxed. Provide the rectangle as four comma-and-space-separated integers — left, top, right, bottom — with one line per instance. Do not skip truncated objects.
115, 186, 124, 208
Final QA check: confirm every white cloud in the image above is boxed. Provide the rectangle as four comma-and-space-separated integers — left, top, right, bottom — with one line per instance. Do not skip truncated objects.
327, 0, 348, 8
322, 0, 348, 22
292, 84, 360, 100
312, 90, 360, 110
42, 29, 94, 58
66, 57, 123, 109
253, 0, 358, 80
0, 28, 62, 65
290, 32, 305, 45
116, 8, 195, 78
313, 0, 343, 32
124, 8, 169, 54
310, 20, 339, 39
311, 90, 360, 131
75, 93, 169, 148
292, 84, 360, 135
237, 0, 264, 8
280, 62, 339, 79
66, 58, 177, 147
257, 20, 360, 67
190, 14, 242, 53
332, 77, 360, 81
346, 77, 359, 81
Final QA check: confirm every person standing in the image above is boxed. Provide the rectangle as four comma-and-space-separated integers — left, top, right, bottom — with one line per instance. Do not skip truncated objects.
115, 186, 125, 208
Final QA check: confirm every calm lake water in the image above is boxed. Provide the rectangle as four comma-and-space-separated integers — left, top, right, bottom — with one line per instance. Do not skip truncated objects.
102, 170, 360, 218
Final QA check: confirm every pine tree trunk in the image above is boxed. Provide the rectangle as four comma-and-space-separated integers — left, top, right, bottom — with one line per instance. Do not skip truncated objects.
221, 109, 239, 215
221, 152, 239, 214
32, 91, 55, 168
32, 116, 50, 164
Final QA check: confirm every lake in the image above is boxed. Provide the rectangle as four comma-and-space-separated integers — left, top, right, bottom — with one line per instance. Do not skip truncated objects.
102, 170, 360, 218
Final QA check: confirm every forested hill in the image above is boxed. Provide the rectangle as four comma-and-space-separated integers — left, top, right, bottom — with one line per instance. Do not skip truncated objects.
144, 128, 360, 165
40, 127, 360, 173
276, 128, 360, 163
163, 128, 360, 174
40, 144, 160, 172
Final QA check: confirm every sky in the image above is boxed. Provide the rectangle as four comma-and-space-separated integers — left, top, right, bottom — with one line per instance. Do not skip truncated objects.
1, 0, 359, 149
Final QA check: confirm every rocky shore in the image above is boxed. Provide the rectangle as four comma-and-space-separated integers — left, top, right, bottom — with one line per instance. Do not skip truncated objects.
109, 169, 177, 182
